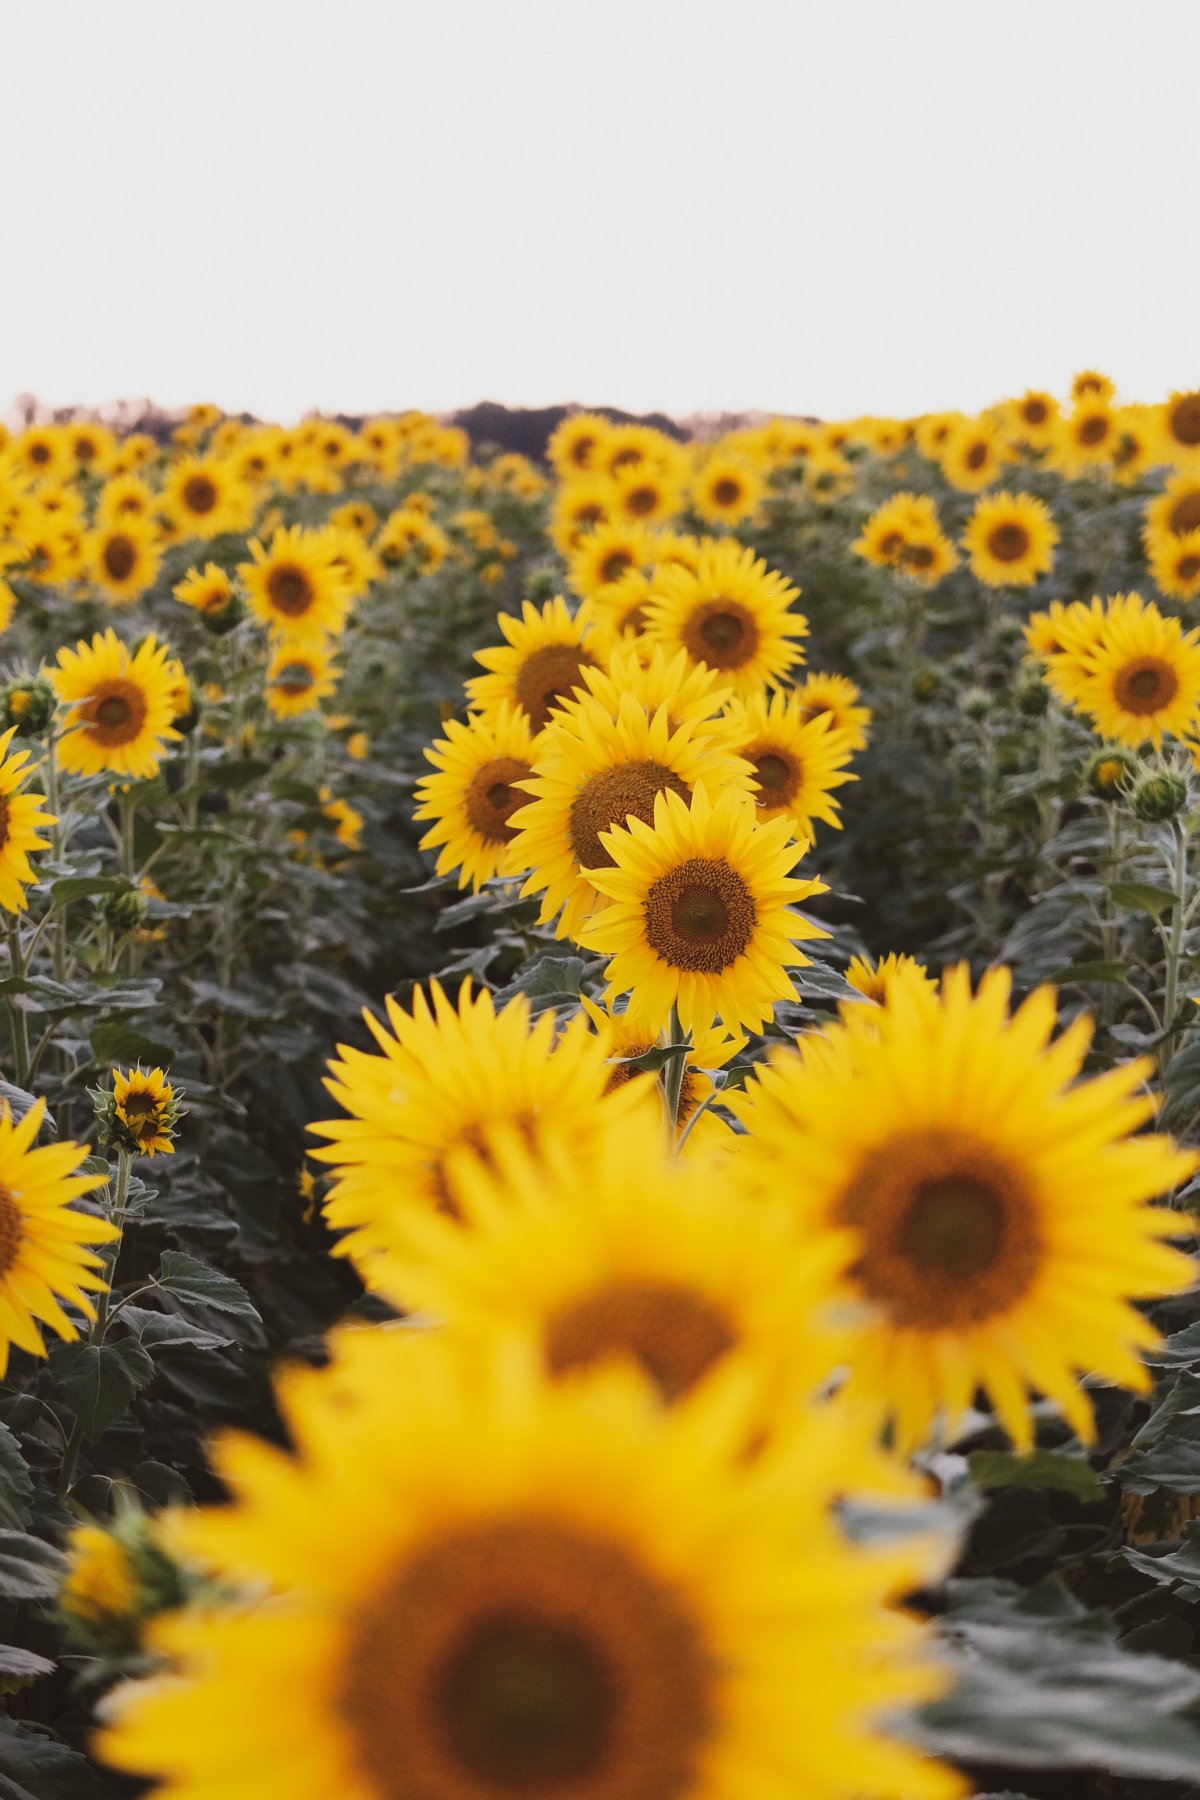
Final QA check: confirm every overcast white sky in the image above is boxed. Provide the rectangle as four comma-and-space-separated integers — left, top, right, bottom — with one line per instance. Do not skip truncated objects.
1, 0, 1196, 426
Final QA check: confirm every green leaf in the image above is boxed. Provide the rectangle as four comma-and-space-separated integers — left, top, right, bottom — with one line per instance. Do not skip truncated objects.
1120, 1521, 1200, 1593
0, 1422, 33, 1529
0, 1531, 65, 1600
48, 1338, 155, 1442
120, 1306, 235, 1353
1108, 880, 1179, 920
0, 1643, 54, 1680
155, 1252, 261, 1332
89, 1020, 176, 1068
1049, 961, 1129, 984
969, 1449, 1103, 1504
49, 876, 130, 904
0, 1718, 116, 1799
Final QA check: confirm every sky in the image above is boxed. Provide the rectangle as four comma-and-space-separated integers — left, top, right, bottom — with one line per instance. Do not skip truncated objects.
1, 0, 1197, 426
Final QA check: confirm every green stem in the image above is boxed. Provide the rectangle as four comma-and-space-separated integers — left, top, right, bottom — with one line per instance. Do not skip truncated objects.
57, 1150, 133, 1501
6, 920, 29, 1087
662, 1004, 688, 1146
1161, 819, 1190, 1070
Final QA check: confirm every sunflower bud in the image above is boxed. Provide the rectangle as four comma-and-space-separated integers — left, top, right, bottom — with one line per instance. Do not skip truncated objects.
1014, 671, 1051, 716
1131, 769, 1189, 823
93, 1066, 184, 1158
0, 673, 56, 737
58, 1510, 187, 1659
1084, 745, 1139, 802
201, 590, 245, 636
100, 881, 147, 931
960, 686, 992, 720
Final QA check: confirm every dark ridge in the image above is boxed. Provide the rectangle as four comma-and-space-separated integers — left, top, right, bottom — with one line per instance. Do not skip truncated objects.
449, 401, 690, 462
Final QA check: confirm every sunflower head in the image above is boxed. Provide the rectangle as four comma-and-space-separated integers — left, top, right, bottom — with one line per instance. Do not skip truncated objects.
53, 630, 182, 781
99, 1066, 183, 1157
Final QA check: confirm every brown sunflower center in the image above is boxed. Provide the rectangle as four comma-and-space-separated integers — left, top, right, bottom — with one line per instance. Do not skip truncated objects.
644, 856, 757, 973
1077, 414, 1109, 447
569, 435, 595, 468
275, 662, 316, 697
465, 756, 533, 844
1114, 656, 1179, 716
1178, 555, 1200, 582
102, 535, 137, 582
986, 521, 1031, 564
0, 795, 10, 853
624, 485, 658, 518
513, 644, 600, 733
75, 436, 97, 462
181, 474, 218, 515
611, 447, 642, 472
748, 747, 799, 805
569, 763, 691, 870
546, 1280, 736, 1401
338, 1518, 711, 1800
1170, 395, 1200, 448
682, 600, 759, 672
1113, 433, 1140, 467
266, 564, 316, 617
710, 478, 742, 508
29, 442, 52, 466
1169, 493, 1200, 535
903, 543, 935, 572
600, 550, 634, 586
878, 529, 905, 559
964, 441, 989, 471
836, 1130, 1043, 1328
0, 1187, 21, 1277
1023, 399, 1048, 425
573, 503, 605, 531
85, 680, 148, 747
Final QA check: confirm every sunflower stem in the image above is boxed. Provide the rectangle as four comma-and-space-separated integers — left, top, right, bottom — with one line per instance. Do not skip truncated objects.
1161, 819, 1190, 1069
57, 1148, 133, 1501
663, 1005, 688, 1143
5, 920, 29, 1088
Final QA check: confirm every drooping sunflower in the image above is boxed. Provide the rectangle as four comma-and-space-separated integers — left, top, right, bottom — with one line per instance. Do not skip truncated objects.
644, 540, 807, 699
97, 1333, 959, 1800
375, 507, 451, 574
414, 704, 538, 891
690, 451, 764, 528
1046, 591, 1200, 749
580, 785, 827, 1039
0, 727, 55, 913
239, 526, 353, 642
53, 631, 182, 780
0, 1099, 114, 1379
265, 641, 339, 720
722, 690, 857, 842
731, 964, 1197, 1453
163, 456, 250, 540
86, 518, 162, 606
1146, 473, 1200, 542
940, 417, 1006, 491
579, 996, 744, 1149
308, 981, 646, 1281
1160, 390, 1200, 464
795, 670, 872, 751
851, 493, 940, 569
1149, 527, 1200, 603
112, 1066, 180, 1157
510, 694, 752, 941
466, 597, 602, 738
173, 562, 238, 623
961, 491, 1059, 587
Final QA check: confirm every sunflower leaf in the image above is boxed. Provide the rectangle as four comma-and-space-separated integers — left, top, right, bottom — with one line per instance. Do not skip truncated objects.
47, 1340, 155, 1444
0, 1532, 65, 1601
1108, 881, 1179, 920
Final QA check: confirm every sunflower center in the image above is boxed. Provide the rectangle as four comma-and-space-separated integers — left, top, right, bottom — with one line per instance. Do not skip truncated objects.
546, 1280, 736, 1401
513, 644, 601, 733
182, 475, 218, 515
1170, 395, 1200, 447
986, 522, 1031, 563
1168, 493, 1200, 535
569, 763, 691, 871
0, 796, 10, 852
710, 478, 742, 508
103, 535, 137, 582
964, 441, 988, 471
903, 543, 935, 571
275, 663, 315, 697
266, 564, 316, 617
338, 1518, 711, 1800
465, 756, 533, 844
1023, 399, 1048, 425
748, 748, 799, 807
1114, 656, 1179, 715
683, 601, 758, 672
0, 1187, 21, 1277
644, 857, 757, 973
624, 485, 657, 518
600, 550, 634, 586
569, 436, 595, 468
86, 681, 147, 746
1178, 555, 1200, 582
1078, 414, 1109, 447
879, 530, 905, 558
836, 1131, 1043, 1328
573, 503, 605, 531
29, 442, 52, 466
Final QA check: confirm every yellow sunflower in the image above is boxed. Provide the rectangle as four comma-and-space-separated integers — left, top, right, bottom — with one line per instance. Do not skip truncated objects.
1072, 369, 1116, 405
1146, 473, 1200, 542
0, 1099, 114, 1379
611, 464, 683, 527
173, 562, 238, 622
795, 670, 872, 751
375, 507, 451, 574
1023, 596, 1109, 662
722, 690, 857, 841
239, 526, 353, 642
0, 727, 55, 912
731, 963, 1197, 1454
53, 630, 182, 780
308, 981, 646, 1282
804, 443, 856, 500
1149, 527, 1200, 603
1045, 591, 1200, 748
567, 520, 651, 602
897, 526, 958, 587
466, 597, 602, 738
96, 474, 156, 527
97, 1333, 958, 1800
547, 477, 613, 557
1110, 408, 1160, 485
852, 493, 940, 569
585, 571, 658, 659
1160, 390, 1200, 464
580, 785, 827, 1039
571, 641, 735, 740
510, 693, 752, 941
962, 491, 1059, 587
690, 452, 764, 527
1054, 401, 1118, 476
86, 518, 162, 606
940, 417, 1006, 491
112, 1066, 179, 1157
66, 422, 116, 475
547, 410, 613, 477
413, 704, 538, 891
1007, 390, 1059, 450
843, 951, 938, 1013
10, 425, 67, 483
163, 455, 250, 540
265, 641, 339, 720
644, 540, 807, 698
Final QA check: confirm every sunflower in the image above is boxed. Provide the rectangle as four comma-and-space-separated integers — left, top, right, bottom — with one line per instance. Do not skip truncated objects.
96, 474, 155, 526
962, 491, 1058, 587
1072, 369, 1116, 405
852, 493, 940, 569
1146, 473, 1200, 542
320, 789, 364, 853
843, 951, 938, 1013
53, 630, 182, 780
59, 1523, 138, 1634
112, 1066, 179, 1157
0, 728, 54, 912
329, 500, 378, 537
731, 964, 1197, 1453
1054, 401, 1118, 476
266, 641, 339, 720
644, 540, 806, 699
1149, 527, 1200, 603
510, 694, 752, 941
10, 425, 67, 483
0, 1098, 114, 1379
239, 526, 353, 642
940, 418, 1006, 492
547, 477, 613, 557
611, 464, 683, 527
86, 518, 161, 606
381, 1115, 852, 1414
313, 526, 381, 601
567, 520, 651, 602
913, 412, 963, 460
1110, 408, 1160, 485
690, 452, 763, 528
1023, 596, 1109, 662
1160, 390, 1200, 463
585, 571, 658, 658
795, 670, 872, 750
572, 642, 736, 741
97, 1332, 958, 1800
414, 704, 538, 891
28, 481, 84, 529
897, 526, 958, 586
548, 411, 613, 477
173, 562, 237, 621
722, 690, 857, 842
308, 981, 646, 1279
466, 597, 602, 738
1046, 592, 1200, 748
803, 443, 856, 500
1007, 390, 1059, 450
163, 456, 250, 540
579, 996, 744, 1149
375, 507, 451, 574
67, 422, 116, 475
580, 785, 827, 1039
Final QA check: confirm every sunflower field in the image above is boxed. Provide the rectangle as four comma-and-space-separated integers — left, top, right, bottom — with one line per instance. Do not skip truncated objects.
3, 383, 1200, 1799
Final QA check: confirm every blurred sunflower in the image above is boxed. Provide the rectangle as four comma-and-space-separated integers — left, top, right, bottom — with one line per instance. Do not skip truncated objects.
962, 491, 1058, 586
579, 995, 744, 1148
1045, 592, 1200, 748
795, 670, 872, 750
568, 520, 650, 601
86, 518, 161, 605
1146, 473, 1200, 541
0, 727, 55, 912
1055, 401, 1117, 475
97, 474, 155, 526
173, 563, 237, 623
1007, 390, 1059, 450
239, 526, 353, 641
1149, 528, 1200, 603
413, 704, 538, 891
547, 411, 612, 477
940, 417, 1006, 492
843, 951, 938, 1012
53, 630, 181, 780
1072, 369, 1116, 405
265, 642, 339, 720
548, 477, 612, 556
163, 456, 249, 539
1160, 390, 1200, 463
690, 452, 763, 528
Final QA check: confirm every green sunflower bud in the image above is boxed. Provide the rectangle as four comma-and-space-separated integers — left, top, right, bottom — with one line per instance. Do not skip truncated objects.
1083, 745, 1139, 802
0, 674, 56, 736
1130, 769, 1189, 823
